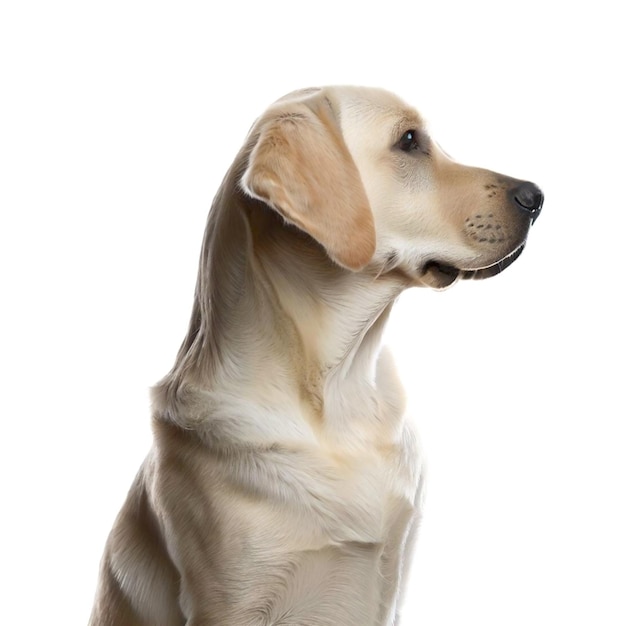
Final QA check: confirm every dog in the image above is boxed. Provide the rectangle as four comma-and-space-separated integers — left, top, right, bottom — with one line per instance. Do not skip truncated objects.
89, 86, 543, 625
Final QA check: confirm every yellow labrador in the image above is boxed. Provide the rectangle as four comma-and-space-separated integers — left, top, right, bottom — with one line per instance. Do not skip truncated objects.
89, 86, 543, 625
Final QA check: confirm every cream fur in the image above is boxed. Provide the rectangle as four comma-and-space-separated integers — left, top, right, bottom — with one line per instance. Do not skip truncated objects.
88, 86, 541, 625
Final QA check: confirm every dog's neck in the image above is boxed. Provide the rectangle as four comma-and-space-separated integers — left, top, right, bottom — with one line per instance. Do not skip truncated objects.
250, 208, 406, 429
156, 179, 409, 447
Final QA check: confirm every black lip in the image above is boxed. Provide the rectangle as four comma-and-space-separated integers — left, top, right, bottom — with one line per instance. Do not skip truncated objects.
459, 243, 526, 280
425, 243, 526, 284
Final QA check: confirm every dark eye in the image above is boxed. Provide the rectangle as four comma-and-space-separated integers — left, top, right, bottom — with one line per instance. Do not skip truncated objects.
398, 129, 420, 152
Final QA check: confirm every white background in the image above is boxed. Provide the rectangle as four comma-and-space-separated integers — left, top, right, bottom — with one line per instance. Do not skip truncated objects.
1, 1, 624, 624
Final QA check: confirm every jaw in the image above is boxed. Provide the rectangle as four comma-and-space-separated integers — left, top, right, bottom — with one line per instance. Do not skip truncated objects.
458, 243, 526, 280
421, 242, 526, 289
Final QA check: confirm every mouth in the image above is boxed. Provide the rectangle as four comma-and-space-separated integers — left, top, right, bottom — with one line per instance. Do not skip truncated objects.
423, 243, 526, 287
459, 243, 526, 280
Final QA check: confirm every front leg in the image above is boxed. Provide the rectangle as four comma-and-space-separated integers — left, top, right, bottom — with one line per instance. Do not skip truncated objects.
377, 474, 424, 626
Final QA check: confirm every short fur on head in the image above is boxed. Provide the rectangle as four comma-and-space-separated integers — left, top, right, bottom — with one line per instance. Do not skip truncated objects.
89, 86, 542, 626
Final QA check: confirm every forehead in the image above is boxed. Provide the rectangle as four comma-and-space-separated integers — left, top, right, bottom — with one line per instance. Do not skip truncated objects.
328, 86, 425, 136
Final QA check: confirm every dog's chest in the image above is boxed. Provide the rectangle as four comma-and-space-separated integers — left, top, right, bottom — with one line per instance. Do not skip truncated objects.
211, 441, 420, 625
264, 434, 419, 549
217, 434, 418, 548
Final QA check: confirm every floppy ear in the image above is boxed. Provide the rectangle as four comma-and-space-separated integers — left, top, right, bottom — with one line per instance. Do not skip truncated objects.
241, 99, 376, 271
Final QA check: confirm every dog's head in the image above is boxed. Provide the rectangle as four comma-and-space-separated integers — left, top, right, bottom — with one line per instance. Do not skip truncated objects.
242, 86, 542, 288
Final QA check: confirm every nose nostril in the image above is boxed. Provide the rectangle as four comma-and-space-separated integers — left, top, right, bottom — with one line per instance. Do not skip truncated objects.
512, 181, 544, 216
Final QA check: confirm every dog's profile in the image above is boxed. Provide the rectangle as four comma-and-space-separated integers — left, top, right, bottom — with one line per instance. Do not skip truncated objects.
89, 86, 543, 625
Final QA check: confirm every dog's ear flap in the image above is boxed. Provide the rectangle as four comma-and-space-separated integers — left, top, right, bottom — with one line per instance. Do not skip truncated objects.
241, 99, 376, 271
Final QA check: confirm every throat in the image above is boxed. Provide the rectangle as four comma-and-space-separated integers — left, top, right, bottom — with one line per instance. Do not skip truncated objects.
258, 254, 403, 435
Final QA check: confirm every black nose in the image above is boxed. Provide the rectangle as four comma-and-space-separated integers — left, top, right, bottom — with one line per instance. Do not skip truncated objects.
511, 181, 543, 221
